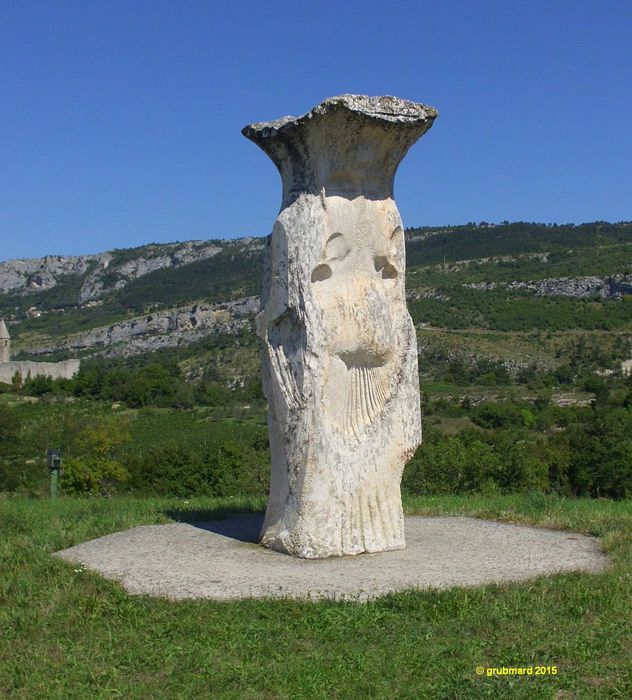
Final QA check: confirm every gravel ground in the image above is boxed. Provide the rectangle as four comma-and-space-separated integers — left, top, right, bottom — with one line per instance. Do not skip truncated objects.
55, 516, 608, 601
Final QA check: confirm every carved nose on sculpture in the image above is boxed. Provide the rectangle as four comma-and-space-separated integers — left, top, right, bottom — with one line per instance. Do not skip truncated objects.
321, 275, 396, 362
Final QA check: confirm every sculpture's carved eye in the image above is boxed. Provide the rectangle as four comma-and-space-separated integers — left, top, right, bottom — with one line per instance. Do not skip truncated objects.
312, 233, 349, 283
311, 264, 333, 283
325, 233, 350, 261
374, 256, 398, 280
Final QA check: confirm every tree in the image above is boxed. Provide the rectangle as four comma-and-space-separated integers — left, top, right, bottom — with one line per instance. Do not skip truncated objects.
11, 371, 22, 392
62, 417, 130, 495
566, 407, 632, 498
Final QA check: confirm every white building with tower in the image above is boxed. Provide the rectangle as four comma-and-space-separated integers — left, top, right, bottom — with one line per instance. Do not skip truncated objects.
0, 318, 80, 385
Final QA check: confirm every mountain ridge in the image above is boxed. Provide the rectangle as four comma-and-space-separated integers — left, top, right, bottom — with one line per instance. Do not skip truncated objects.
3, 221, 632, 372
0, 236, 264, 303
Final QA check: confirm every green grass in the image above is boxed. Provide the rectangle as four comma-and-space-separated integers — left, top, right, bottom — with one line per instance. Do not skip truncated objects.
1, 494, 630, 698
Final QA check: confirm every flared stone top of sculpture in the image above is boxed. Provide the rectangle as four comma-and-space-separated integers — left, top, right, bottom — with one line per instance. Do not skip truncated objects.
0, 319, 9, 340
242, 94, 438, 206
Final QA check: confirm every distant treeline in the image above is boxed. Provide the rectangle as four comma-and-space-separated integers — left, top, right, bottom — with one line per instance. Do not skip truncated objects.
406, 221, 632, 266
2, 391, 631, 499
404, 405, 632, 500
409, 289, 632, 332
8, 357, 263, 409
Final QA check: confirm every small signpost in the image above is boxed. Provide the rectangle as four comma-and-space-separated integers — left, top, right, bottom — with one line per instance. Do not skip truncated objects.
47, 449, 61, 501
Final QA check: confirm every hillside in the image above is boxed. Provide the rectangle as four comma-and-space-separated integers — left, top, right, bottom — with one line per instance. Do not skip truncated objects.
0, 220, 631, 407
0, 236, 263, 329
3, 220, 632, 502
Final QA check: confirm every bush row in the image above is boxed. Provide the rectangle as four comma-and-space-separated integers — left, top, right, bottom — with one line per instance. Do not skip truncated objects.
2, 397, 630, 499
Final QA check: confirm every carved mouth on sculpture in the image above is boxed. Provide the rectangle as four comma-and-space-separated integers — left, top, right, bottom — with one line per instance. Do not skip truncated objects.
333, 349, 394, 441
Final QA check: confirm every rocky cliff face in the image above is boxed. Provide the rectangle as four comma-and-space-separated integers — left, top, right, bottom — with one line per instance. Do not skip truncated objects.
463, 274, 632, 298
76, 242, 226, 304
5, 227, 632, 364
0, 238, 262, 304
27, 296, 261, 359
0, 253, 106, 295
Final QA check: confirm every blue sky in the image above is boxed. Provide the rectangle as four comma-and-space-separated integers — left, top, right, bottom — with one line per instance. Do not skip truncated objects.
1, 0, 631, 260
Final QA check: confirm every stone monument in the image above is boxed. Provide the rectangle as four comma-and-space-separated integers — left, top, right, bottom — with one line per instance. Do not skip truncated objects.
242, 95, 437, 558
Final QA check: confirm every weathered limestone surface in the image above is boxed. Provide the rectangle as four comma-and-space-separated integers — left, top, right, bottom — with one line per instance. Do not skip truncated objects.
0, 242, 229, 302
243, 95, 437, 558
25, 297, 260, 360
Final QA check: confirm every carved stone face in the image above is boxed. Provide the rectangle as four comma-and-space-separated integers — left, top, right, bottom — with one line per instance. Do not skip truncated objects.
310, 196, 409, 442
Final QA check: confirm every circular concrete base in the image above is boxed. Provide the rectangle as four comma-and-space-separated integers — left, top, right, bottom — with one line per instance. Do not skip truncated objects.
55, 515, 608, 601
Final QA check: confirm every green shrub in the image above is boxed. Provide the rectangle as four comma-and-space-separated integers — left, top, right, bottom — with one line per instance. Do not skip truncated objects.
128, 421, 269, 497
0, 404, 20, 447
566, 406, 632, 498
61, 417, 131, 495
402, 427, 549, 496
63, 456, 129, 495
471, 401, 528, 429
402, 434, 503, 495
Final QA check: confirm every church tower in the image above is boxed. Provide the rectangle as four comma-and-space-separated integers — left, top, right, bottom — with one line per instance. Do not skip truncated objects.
0, 319, 10, 363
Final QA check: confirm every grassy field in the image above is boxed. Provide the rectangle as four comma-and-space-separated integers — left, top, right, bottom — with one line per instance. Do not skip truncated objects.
1, 494, 630, 699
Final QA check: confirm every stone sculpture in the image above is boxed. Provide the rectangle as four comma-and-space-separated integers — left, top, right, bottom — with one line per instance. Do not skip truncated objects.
242, 95, 437, 558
